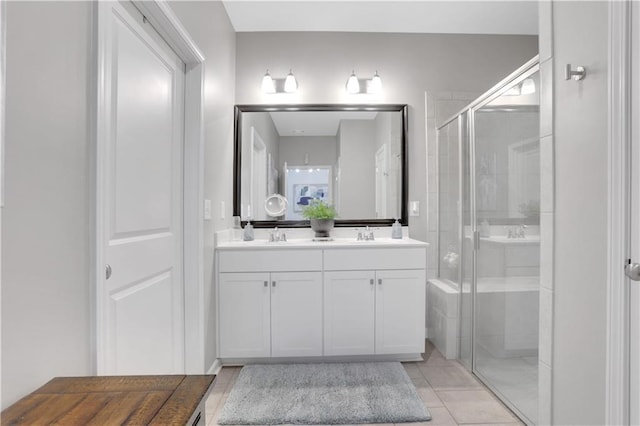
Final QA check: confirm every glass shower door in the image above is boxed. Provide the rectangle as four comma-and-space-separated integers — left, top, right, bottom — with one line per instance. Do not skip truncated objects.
472, 68, 540, 424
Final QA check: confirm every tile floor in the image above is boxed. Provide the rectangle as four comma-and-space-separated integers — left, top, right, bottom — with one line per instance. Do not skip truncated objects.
204, 340, 525, 426
475, 350, 538, 424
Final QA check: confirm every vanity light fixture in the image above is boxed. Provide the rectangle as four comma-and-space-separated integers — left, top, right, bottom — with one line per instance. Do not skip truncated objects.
261, 69, 276, 94
262, 69, 298, 94
505, 85, 521, 96
346, 70, 360, 94
346, 70, 383, 94
520, 78, 536, 95
368, 71, 383, 94
284, 69, 298, 93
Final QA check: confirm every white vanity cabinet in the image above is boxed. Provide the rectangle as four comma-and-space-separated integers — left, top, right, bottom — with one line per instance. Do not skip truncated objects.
324, 271, 376, 355
218, 272, 270, 358
323, 248, 427, 356
374, 269, 427, 354
270, 271, 323, 357
217, 250, 323, 359
216, 242, 427, 361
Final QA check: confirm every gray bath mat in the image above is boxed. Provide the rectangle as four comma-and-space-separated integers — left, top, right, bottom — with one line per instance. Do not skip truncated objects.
217, 361, 431, 425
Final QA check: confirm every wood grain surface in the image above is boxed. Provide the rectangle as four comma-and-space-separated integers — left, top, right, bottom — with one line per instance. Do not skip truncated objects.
1, 375, 215, 426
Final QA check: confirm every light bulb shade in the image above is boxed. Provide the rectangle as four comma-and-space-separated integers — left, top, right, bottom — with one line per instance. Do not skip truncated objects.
346, 71, 360, 94
261, 70, 275, 94
520, 78, 536, 95
284, 70, 298, 93
369, 71, 382, 94
505, 85, 521, 96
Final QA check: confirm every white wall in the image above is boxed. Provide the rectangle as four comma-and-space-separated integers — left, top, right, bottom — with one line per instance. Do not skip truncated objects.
337, 120, 376, 218
0, 1, 236, 407
279, 136, 337, 170
240, 112, 279, 218
551, 1, 608, 424
168, 0, 236, 373
235, 32, 538, 240
1, 1, 92, 408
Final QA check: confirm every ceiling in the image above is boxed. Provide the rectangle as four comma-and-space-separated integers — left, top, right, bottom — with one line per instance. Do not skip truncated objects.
269, 111, 378, 136
221, 1, 538, 35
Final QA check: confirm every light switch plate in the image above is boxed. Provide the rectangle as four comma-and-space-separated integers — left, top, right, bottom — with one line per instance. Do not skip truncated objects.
409, 201, 420, 216
204, 199, 212, 220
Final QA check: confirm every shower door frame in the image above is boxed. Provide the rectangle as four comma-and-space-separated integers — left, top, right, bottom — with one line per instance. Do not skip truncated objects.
468, 61, 540, 426
436, 55, 541, 425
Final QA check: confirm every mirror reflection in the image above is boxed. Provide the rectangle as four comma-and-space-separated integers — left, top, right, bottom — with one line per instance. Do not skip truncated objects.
474, 71, 540, 224
234, 105, 408, 226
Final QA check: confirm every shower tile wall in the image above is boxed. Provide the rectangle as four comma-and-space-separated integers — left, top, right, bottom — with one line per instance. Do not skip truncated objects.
425, 91, 479, 280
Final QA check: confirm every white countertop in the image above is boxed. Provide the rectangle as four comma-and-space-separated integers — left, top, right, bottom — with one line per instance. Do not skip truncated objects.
216, 237, 429, 250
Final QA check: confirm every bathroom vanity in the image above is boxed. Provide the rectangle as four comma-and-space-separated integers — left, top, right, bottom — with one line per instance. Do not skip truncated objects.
215, 237, 427, 363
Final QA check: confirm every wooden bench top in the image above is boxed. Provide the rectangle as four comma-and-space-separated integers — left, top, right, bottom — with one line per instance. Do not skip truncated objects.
1, 375, 215, 426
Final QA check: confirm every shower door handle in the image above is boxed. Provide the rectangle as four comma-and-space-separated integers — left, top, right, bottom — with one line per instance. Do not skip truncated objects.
625, 261, 640, 281
473, 231, 481, 251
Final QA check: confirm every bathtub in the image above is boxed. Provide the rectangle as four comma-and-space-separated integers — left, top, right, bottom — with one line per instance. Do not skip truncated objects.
428, 277, 540, 361
427, 279, 459, 359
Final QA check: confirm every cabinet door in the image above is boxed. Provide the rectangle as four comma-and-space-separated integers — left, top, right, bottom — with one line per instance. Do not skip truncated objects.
324, 271, 376, 355
375, 269, 426, 354
271, 271, 323, 357
219, 272, 270, 358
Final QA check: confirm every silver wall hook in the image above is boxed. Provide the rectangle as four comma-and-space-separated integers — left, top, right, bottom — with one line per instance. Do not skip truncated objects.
565, 64, 586, 81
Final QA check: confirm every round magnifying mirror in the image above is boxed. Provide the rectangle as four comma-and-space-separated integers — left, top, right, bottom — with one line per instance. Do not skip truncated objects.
264, 194, 288, 217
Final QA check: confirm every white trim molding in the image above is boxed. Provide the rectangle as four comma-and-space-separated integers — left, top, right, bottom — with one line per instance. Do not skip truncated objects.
606, 1, 631, 424
207, 359, 222, 376
132, 0, 207, 376
0, 0, 6, 409
93, 0, 206, 374
0, 0, 5, 208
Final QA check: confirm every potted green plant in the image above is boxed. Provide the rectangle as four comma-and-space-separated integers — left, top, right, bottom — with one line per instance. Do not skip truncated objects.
302, 200, 337, 238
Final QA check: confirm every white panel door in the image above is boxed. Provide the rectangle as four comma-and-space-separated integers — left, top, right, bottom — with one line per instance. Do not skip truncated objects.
101, 2, 185, 374
324, 271, 375, 356
218, 273, 271, 358
375, 269, 426, 354
271, 272, 323, 357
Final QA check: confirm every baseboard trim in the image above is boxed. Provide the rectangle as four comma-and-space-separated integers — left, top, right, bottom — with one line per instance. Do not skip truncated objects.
218, 353, 424, 366
207, 359, 222, 375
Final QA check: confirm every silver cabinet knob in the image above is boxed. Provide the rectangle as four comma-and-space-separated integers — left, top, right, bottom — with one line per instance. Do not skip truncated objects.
105, 264, 112, 280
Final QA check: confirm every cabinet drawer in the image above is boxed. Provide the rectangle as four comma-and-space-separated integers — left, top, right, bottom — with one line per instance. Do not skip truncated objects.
219, 250, 322, 272
324, 248, 426, 270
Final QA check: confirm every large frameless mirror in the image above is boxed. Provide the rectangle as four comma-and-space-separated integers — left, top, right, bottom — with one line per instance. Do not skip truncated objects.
233, 104, 408, 227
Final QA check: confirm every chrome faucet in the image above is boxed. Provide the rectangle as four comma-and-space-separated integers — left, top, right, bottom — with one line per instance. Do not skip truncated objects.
518, 224, 527, 238
505, 226, 513, 239
270, 227, 286, 242
364, 226, 375, 241
505, 224, 527, 239
356, 227, 375, 241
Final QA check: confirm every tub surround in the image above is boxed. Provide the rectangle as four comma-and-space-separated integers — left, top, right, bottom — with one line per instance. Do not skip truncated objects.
427, 279, 460, 359
215, 228, 428, 364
